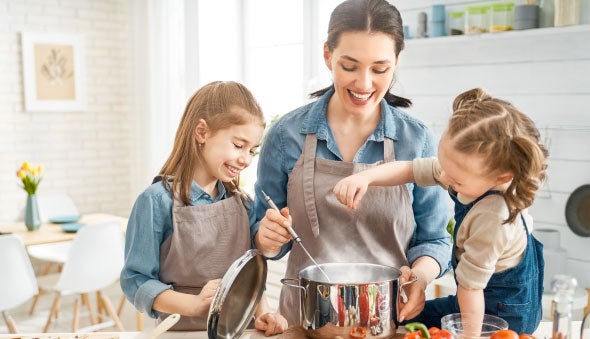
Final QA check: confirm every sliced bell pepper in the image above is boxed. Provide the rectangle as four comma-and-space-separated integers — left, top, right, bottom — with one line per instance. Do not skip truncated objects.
405, 322, 431, 339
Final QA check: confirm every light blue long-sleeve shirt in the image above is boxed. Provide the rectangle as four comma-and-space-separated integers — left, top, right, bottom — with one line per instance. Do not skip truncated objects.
253, 88, 451, 276
120, 180, 256, 318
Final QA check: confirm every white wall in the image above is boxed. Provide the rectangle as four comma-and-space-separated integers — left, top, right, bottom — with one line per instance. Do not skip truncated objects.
393, 0, 590, 287
0, 0, 134, 221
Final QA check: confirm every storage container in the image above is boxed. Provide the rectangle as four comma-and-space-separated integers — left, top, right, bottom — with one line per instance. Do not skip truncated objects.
449, 11, 465, 35
554, 0, 581, 26
465, 5, 490, 34
490, 2, 515, 32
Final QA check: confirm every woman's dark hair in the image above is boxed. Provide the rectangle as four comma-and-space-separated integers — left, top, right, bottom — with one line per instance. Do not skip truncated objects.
310, 0, 411, 108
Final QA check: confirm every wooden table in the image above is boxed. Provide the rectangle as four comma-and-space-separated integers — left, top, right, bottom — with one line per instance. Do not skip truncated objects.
0, 213, 128, 246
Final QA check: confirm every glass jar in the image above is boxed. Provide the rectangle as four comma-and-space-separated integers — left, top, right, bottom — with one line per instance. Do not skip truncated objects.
449, 11, 465, 35
465, 5, 490, 35
490, 2, 515, 32
555, 0, 581, 26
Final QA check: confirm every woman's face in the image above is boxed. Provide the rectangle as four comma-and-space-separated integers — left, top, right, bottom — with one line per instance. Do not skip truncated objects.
324, 31, 398, 117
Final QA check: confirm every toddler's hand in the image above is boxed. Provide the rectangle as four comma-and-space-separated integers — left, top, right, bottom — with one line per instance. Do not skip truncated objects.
333, 174, 370, 210
255, 312, 288, 336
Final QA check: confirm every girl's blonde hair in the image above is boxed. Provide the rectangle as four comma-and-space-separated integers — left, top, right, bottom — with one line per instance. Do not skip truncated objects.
447, 88, 549, 224
159, 81, 265, 206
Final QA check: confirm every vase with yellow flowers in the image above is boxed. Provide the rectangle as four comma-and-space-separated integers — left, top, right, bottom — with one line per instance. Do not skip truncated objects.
17, 162, 43, 231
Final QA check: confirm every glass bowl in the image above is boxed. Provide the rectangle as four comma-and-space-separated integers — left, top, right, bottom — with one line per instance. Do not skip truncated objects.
441, 313, 508, 338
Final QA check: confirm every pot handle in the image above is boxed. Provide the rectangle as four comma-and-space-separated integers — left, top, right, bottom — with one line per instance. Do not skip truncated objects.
396, 273, 418, 320
280, 278, 306, 297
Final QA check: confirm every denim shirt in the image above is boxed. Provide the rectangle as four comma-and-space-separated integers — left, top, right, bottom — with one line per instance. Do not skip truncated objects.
253, 88, 451, 275
120, 180, 257, 318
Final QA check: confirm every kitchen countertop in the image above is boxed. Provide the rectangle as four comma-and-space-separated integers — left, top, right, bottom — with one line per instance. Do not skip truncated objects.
0, 321, 582, 339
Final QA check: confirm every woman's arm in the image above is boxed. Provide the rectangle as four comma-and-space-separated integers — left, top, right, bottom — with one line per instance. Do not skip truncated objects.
253, 119, 294, 258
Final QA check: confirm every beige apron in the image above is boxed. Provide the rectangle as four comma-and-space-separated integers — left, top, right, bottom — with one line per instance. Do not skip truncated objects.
279, 134, 415, 325
158, 193, 251, 331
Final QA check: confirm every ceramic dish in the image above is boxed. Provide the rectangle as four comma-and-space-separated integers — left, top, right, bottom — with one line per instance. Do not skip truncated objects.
49, 215, 81, 224
565, 184, 590, 237
61, 223, 85, 233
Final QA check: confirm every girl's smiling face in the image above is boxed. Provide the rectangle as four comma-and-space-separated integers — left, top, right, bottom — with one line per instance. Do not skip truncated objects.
195, 116, 263, 188
324, 31, 398, 117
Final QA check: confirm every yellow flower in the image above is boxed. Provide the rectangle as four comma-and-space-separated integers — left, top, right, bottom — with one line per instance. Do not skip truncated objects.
16, 161, 43, 195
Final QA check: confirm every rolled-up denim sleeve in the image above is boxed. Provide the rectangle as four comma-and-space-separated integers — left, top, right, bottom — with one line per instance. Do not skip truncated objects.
120, 190, 172, 318
406, 133, 452, 277
252, 119, 293, 259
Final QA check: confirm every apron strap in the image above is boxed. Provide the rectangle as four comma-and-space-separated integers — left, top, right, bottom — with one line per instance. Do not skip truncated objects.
302, 134, 397, 238
384, 138, 395, 162
303, 134, 320, 238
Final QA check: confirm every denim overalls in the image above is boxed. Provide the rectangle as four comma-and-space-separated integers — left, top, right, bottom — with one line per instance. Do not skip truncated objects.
409, 190, 544, 334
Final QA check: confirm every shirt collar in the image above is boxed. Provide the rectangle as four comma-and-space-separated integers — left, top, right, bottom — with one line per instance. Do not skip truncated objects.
189, 180, 227, 202
300, 87, 399, 142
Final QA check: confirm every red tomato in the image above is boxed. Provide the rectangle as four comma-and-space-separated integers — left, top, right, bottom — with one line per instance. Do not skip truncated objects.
349, 326, 367, 339
431, 329, 454, 339
429, 327, 441, 336
518, 334, 536, 339
403, 330, 423, 339
491, 329, 519, 339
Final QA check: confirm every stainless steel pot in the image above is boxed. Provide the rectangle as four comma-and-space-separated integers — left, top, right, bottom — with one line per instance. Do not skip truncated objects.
281, 263, 416, 339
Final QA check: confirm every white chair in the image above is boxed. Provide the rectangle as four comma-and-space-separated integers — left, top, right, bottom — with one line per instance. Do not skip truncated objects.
38, 221, 126, 333
27, 194, 79, 314
0, 234, 39, 333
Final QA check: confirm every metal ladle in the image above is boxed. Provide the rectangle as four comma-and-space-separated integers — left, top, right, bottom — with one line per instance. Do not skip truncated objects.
261, 190, 331, 283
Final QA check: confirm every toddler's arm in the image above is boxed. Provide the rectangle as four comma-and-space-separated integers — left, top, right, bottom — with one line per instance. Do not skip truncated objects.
333, 161, 414, 210
457, 284, 485, 337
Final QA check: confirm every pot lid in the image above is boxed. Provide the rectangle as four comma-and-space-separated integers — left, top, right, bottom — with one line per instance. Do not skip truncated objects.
565, 184, 590, 237
207, 249, 267, 339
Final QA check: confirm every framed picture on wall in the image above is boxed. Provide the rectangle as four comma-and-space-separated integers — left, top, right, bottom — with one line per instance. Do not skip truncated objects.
21, 32, 86, 112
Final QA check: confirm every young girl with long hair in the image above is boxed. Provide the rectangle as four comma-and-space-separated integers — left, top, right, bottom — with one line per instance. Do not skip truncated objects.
121, 81, 287, 334
334, 88, 548, 334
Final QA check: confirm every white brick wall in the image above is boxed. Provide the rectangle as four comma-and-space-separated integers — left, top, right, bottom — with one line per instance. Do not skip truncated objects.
0, 0, 133, 222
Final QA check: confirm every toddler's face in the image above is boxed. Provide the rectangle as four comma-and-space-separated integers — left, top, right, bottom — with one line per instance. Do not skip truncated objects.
437, 137, 503, 200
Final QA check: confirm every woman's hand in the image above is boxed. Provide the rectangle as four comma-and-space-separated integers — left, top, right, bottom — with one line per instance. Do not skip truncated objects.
255, 207, 292, 257
333, 173, 370, 211
397, 266, 426, 323
255, 312, 288, 336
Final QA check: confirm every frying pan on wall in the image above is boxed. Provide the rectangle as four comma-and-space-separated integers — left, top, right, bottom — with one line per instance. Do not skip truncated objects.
565, 184, 590, 237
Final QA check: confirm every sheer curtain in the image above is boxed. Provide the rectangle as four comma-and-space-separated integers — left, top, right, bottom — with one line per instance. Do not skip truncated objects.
130, 0, 186, 196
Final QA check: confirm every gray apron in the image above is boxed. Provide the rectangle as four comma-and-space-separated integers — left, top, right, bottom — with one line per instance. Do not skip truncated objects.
158, 193, 251, 331
279, 134, 415, 325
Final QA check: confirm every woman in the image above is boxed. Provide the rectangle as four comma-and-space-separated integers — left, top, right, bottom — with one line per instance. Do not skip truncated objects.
253, 0, 451, 325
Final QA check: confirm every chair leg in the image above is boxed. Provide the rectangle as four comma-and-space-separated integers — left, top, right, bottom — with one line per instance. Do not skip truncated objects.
2, 311, 18, 334
81, 293, 97, 325
117, 295, 126, 316
72, 296, 80, 332
136, 311, 144, 331
44, 293, 61, 333
96, 291, 104, 322
98, 290, 125, 332
29, 289, 41, 315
